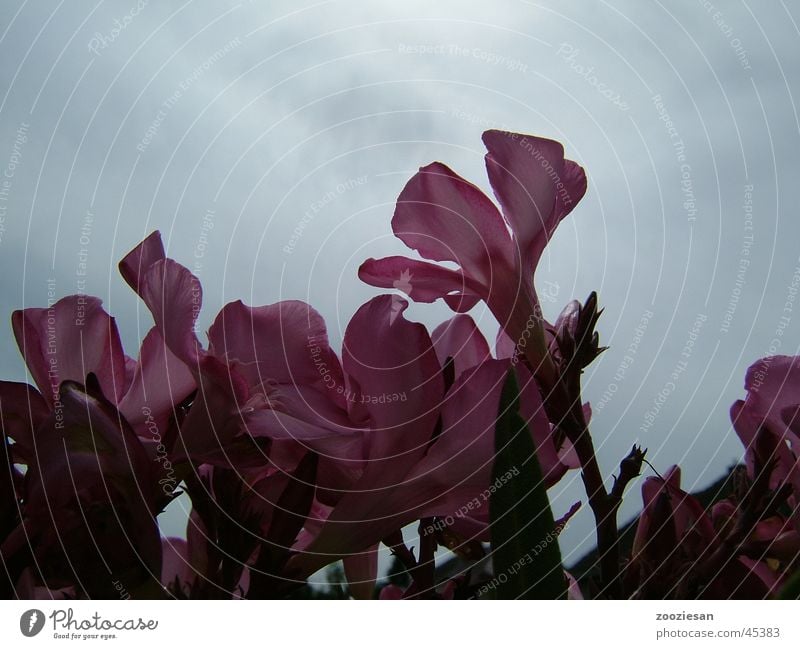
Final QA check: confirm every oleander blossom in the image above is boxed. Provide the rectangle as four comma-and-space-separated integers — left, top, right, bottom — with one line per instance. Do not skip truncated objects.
3, 135, 799, 600
0, 290, 194, 597
359, 129, 587, 386
624, 358, 800, 599
117, 232, 568, 596
627, 465, 789, 598
731, 356, 800, 515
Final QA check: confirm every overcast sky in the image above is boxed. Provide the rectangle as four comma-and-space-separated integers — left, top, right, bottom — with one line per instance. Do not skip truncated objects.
1, 0, 799, 568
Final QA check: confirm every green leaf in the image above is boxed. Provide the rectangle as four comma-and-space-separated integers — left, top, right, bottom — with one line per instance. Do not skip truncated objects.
779, 568, 800, 599
489, 369, 566, 599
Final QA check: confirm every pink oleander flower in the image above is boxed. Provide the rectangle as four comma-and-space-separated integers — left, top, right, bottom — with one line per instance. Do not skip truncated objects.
290, 313, 577, 589
359, 129, 587, 387
1, 293, 195, 456
120, 233, 448, 592
728, 355, 800, 573
120, 233, 571, 595
731, 356, 800, 508
1, 226, 587, 598
438, 313, 574, 468
290, 357, 540, 590
119, 233, 451, 495
161, 452, 320, 599
628, 466, 784, 598
118, 231, 363, 473
1, 380, 163, 597
0, 286, 194, 596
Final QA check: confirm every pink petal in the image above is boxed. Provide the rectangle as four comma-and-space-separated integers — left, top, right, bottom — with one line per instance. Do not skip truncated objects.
483, 130, 587, 272
431, 314, 492, 379
293, 361, 509, 576
730, 401, 759, 477
554, 160, 588, 221
483, 131, 562, 241
343, 544, 378, 600
208, 299, 345, 400
359, 256, 483, 308
139, 259, 204, 366
442, 292, 482, 313
161, 537, 193, 589
119, 230, 166, 295
632, 467, 679, 559
341, 295, 443, 486
379, 584, 405, 600
177, 345, 361, 469
173, 357, 357, 470
731, 400, 796, 489
391, 162, 513, 286
252, 383, 357, 436
243, 406, 362, 462
168, 354, 246, 459
0, 381, 49, 459
742, 356, 800, 440
632, 465, 716, 562
565, 570, 583, 599
12, 296, 127, 405
414, 360, 510, 509
119, 327, 196, 439
495, 328, 517, 359
22, 381, 162, 577
769, 530, 800, 561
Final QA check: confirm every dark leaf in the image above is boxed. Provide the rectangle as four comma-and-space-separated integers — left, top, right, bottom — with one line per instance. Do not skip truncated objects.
490, 370, 566, 599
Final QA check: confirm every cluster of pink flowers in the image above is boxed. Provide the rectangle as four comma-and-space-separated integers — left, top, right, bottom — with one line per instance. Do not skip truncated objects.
0, 130, 797, 599
626, 356, 800, 598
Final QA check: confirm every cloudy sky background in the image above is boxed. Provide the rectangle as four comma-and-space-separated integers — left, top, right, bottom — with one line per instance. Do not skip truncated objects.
1, 0, 799, 572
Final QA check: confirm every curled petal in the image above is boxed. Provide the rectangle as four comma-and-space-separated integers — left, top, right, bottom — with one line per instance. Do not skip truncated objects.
392, 162, 513, 285
139, 259, 204, 367
119, 230, 166, 295
554, 160, 588, 221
